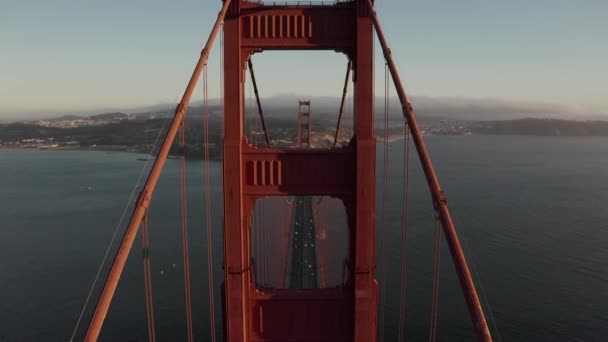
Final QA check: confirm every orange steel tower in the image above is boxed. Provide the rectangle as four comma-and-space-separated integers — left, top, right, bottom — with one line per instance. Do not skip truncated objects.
82, 1, 493, 341
223, 1, 376, 340
297, 100, 312, 148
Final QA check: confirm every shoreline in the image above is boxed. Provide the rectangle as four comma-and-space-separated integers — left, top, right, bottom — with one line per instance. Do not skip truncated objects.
0, 146, 223, 161
0, 146, 145, 153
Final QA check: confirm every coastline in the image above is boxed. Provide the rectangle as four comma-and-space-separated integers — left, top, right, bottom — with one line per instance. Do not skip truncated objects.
0, 133, 465, 153
0, 145, 222, 161
0, 145, 144, 153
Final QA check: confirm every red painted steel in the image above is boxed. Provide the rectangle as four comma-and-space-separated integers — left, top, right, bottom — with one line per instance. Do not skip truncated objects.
352, 2, 377, 340
243, 145, 355, 196
296, 100, 311, 148
249, 288, 353, 341
240, 4, 356, 51
82, 1, 233, 340
365, 0, 493, 340
222, 1, 248, 340
82, 0, 492, 340
222, 1, 376, 341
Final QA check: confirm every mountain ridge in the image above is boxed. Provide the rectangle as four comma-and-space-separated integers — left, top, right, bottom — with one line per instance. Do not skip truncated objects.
5, 96, 606, 122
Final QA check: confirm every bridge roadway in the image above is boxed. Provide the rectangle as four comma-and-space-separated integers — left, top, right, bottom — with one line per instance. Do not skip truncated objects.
288, 196, 320, 289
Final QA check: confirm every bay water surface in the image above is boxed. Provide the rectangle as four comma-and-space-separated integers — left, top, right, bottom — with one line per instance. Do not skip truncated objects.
1, 135, 607, 341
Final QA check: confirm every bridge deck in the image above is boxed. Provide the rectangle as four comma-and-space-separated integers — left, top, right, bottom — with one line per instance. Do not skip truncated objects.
289, 196, 319, 288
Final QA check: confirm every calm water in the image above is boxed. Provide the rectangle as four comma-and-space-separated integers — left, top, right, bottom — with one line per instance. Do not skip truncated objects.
1, 135, 607, 341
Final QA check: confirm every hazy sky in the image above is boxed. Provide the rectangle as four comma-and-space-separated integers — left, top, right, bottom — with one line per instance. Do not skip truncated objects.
1, 0, 607, 118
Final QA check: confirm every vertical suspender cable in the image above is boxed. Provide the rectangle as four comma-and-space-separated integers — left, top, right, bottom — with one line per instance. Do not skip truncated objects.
270, 201, 275, 285
249, 78, 264, 286
260, 202, 266, 286
429, 216, 442, 342
365, 1, 492, 340
220, 25, 224, 142
273, 200, 276, 286
141, 212, 157, 342
260, 108, 269, 286
282, 200, 295, 288
203, 65, 217, 342
252, 204, 257, 285
265, 197, 271, 285
263, 194, 269, 286
256, 197, 261, 286
83, 2, 232, 339
378, 63, 390, 342
312, 202, 327, 288
398, 124, 410, 341
255, 203, 260, 285
260, 196, 264, 286
258, 201, 268, 287
179, 124, 194, 342
260, 204, 264, 286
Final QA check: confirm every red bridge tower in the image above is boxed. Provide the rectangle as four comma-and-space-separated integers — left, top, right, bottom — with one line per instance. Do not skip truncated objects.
81, 1, 493, 341
222, 1, 376, 341
297, 100, 312, 148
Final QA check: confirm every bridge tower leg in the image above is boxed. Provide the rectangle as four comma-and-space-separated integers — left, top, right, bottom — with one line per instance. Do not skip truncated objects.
353, 2, 377, 341
223, 1, 248, 341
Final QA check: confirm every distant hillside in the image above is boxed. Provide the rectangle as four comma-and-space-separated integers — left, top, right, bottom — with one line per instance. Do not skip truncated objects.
11, 95, 605, 122
41, 112, 130, 122
51, 114, 84, 121
472, 118, 608, 136
0, 114, 352, 158
89, 112, 128, 121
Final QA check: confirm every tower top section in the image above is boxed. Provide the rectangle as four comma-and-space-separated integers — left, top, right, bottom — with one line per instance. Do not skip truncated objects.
223, 0, 373, 56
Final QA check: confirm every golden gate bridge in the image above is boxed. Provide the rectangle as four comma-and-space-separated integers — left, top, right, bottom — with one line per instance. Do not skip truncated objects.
70, 1, 494, 341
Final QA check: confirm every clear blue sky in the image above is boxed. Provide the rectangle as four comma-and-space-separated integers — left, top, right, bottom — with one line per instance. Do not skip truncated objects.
1, 0, 607, 117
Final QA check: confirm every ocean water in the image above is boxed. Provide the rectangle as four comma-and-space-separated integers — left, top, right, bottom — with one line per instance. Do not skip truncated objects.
0, 135, 607, 341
